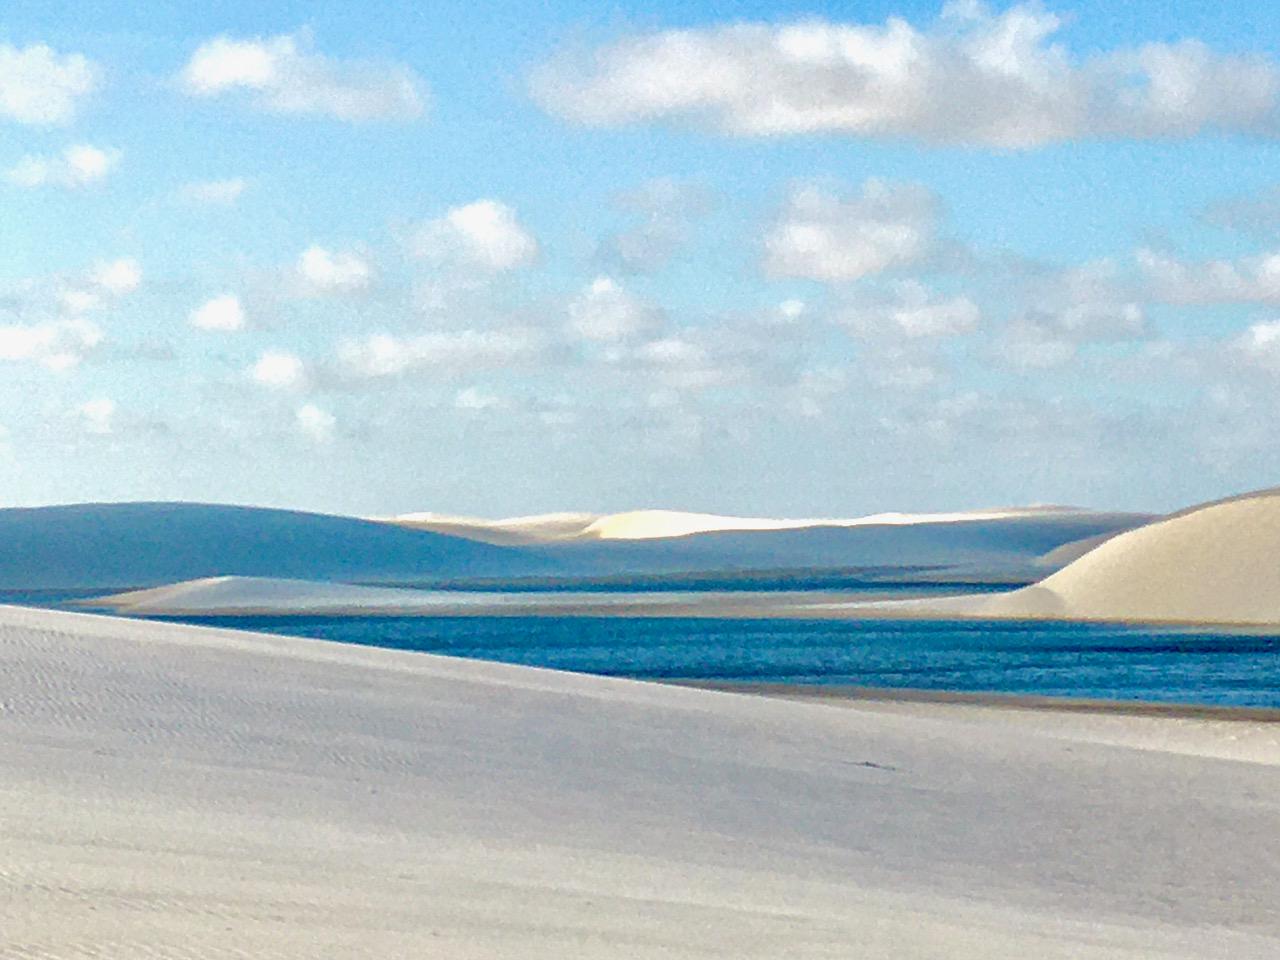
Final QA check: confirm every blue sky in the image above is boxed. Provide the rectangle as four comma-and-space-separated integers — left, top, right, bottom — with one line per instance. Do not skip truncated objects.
5, 0, 1280, 516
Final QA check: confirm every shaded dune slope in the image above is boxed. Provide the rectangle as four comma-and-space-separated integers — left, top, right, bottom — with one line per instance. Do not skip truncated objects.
542, 511, 1154, 576
0, 502, 556, 589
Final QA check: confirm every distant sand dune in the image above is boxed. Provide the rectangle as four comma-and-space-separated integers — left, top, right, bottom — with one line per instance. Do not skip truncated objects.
389, 505, 1100, 543
0, 502, 556, 589
82, 575, 825, 618
852, 487, 1280, 626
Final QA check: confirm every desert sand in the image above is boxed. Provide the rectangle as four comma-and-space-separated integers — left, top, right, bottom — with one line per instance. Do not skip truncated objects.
3, 602, 1279, 958
849, 488, 1280, 626
0, 502, 1151, 588
83, 574, 850, 617
389, 505, 1109, 542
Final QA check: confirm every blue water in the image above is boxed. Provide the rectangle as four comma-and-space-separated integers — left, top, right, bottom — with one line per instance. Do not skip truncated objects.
136, 613, 1280, 709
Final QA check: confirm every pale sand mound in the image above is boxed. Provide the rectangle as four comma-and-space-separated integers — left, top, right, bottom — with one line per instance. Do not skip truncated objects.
3, 603, 1279, 958
87, 575, 463, 615
855, 488, 1280, 625
389, 505, 1097, 543
391, 511, 601, 545
81, 575, 772, 617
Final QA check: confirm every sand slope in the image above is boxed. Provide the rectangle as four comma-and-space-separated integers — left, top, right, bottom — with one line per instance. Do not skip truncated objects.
391, 505, 1144, 543
858, 488, 1280, 625
0, 502, 1153, 589
546, 510, 1154, 579
3, 603, 1279, 957
0, 502, 557, 589
82, 575, 831, 617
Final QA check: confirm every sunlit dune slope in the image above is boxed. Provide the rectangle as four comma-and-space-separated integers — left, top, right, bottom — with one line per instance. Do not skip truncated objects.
864, 488, 1280, 625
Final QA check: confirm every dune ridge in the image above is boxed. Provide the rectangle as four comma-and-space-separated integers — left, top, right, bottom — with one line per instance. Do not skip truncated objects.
0, 502, 557, 589
849, 487, 1280, 625
388, 504, 1101, 543
0, 501, 1154, 590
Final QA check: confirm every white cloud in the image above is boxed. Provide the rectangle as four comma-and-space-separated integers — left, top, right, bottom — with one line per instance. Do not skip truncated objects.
6, 144, 120, 188
998, 319, 1082, 370
606, 178, 715, 272
338, 328, 546, 379
412, 200, 539, 272
568, 277, 663, 342
53, 258, 142, 314
0, 319, 102, 371
59, 290, 101, 314
189, 294, 246, 332
296, 403, 336, 442
867, 347, 944, 390
1232, 319, 1280, 373
0, 43, 97, 126
91, 258, 142, 296
633, 336, 732, 391
1139, 247, 1280, 304
179, 178, 248, 205
778, 299, 807, 320
296, 245, 373, 295
837, 281, 979, 338
179, 31, 426, 122
991, 258, 1146, 369
77, 397, 115, 435
531, 4, 1280, 148
996, 300, 1145, 371
764, 180, 941, 282
1050, 301, 1145, 340
454, 387, 504, 411
251, 351, 307, 389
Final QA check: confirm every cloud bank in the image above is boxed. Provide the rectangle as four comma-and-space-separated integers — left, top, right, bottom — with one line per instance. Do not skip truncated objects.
531, 3, 1280, 148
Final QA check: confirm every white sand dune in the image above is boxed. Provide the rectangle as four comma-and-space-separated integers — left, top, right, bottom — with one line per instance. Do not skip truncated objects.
0, 501, 557, 589
386, 505, 1155, 581
3, 603, 1279, 957
389, 505, 1094, 543
389, 510, 601, 545
89, 575, 465, 615
847, 487, 1280, 626
83, 575, 811, 617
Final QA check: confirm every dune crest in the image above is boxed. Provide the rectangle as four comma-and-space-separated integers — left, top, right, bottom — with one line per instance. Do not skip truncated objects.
859, 487, 1280, 626
389, 504, 1096, 543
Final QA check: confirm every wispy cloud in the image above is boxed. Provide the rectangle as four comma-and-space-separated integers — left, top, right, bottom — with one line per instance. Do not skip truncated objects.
764, 179, 947, 282
178, 178, 249, 206
337, 328, 548, 380
6, 144, 120, 189
179, 30, 427, 122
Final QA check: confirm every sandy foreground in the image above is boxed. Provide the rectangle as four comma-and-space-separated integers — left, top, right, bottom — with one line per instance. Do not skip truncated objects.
3, 604, 1280, 958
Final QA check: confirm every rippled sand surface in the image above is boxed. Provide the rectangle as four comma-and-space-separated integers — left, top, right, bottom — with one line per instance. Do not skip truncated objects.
3, 603, 1279, 958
